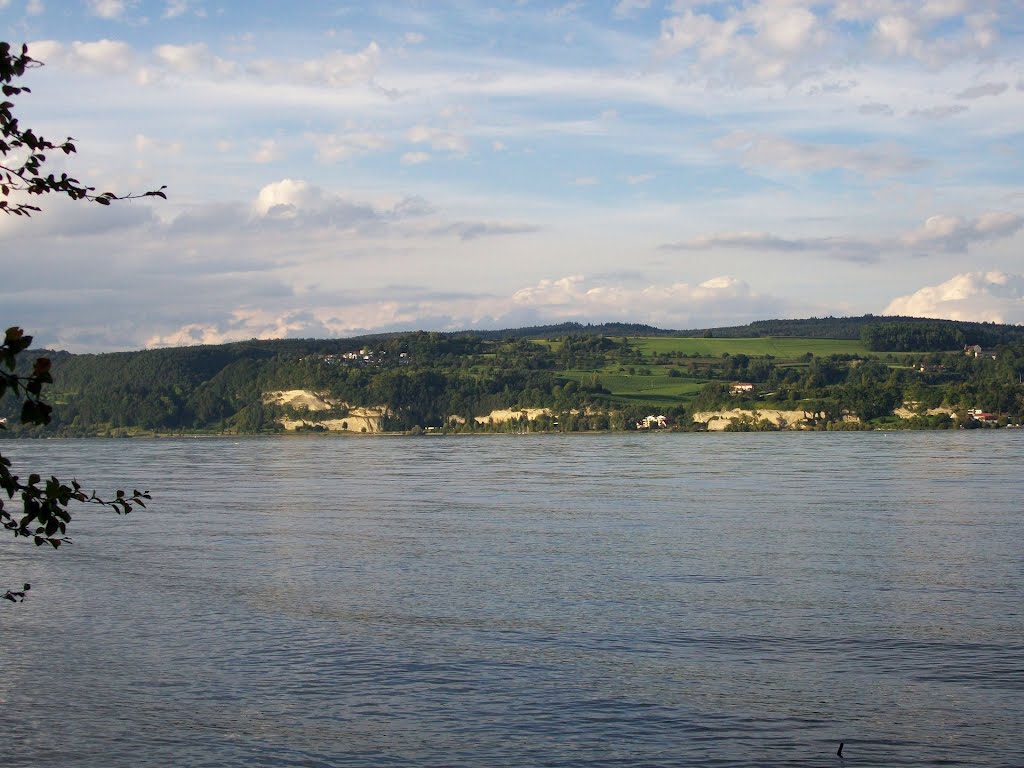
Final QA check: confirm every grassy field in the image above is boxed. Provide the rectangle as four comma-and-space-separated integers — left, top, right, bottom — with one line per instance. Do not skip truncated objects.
559, 368, 707, 407
545, 335, 924, 409
626, 336, 871, 358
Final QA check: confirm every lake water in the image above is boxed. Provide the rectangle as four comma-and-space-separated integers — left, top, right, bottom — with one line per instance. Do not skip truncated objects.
1, 432, 1021, 767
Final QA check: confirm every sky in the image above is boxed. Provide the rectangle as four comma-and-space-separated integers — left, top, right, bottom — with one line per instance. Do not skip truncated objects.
1, 0, 1023, 352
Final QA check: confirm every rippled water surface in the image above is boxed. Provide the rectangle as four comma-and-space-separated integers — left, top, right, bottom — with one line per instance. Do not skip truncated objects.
2, 432, 1021, 767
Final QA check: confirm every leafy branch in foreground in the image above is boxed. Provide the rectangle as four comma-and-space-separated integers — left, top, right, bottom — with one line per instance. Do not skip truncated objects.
2, 328, 151, 597
1, 39, 161, 602
0, 41, 166, 217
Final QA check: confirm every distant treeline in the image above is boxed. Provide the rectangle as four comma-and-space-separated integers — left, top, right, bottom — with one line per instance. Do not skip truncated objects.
859, 320, 1024, 351
3, 316, 1023, 435
681, 315, 1024, 348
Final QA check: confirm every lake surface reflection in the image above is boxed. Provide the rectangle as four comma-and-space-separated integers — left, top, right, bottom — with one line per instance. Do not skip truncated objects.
2, 432, 1021, 767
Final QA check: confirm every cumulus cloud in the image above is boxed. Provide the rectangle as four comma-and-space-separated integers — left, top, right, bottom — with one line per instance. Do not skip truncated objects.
407, 125, 469, 154
31, 39, 137, 74
656, 1, 1005, 84
657, 2, 827, 83
142, 273, 787, 349
247, 180, 489, 238
152, 42, 236, 78
883, 271, 1024, 323
87, 0, 133, 19
507, 274, 783, 327
249, 178, 425, 232
900, 212, 1023, 252
866, 5, 999, 65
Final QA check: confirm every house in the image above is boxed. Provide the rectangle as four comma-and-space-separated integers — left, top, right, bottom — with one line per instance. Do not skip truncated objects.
964, 345, 996, 360
968, 408, 997, 423
730, 382, 755, 395
637, 414, 668, 429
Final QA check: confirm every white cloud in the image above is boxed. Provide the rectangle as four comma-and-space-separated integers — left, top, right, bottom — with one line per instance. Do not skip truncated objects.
26, 0, 44, 15
658, 3, 827, 83
141, 273, 786, 349
507, 274, 781, 327
248, 179, 434, 232
33, 39, 136, 74
883, 271, 1024, 323
245, 42, 381, 88
87, 0, 132, 19
252, 179, 328, 219
300, 42, 381, 87
656, 1, 1006, 84
152, 43, 236, 77
407, 125, 469, 153
570, 176, 599, 186
900, 212, 1023, 252
133, 132, 182, 158
403, 32, 425, 45
306, 131, 390, 163
162, 0, 190, 18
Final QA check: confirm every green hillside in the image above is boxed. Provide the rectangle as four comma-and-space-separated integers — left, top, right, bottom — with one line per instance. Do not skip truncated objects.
3, 316, 1023, 434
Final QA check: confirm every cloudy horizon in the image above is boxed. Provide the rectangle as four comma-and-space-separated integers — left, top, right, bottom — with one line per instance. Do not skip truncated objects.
1, 0, 1022, 352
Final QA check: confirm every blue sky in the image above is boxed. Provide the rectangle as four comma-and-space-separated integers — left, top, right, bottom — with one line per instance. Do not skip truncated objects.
2, 0, 1023, 351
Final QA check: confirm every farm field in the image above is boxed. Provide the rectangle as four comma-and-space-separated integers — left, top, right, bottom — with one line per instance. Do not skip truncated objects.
627, 336, 871, 358
559, 368, 707, 407
550, 336, 928, 409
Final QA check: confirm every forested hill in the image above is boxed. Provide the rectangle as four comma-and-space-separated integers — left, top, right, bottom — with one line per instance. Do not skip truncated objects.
678, 314, 1024, 344
308, 316, 1024, 343
3, 315, 1023, 435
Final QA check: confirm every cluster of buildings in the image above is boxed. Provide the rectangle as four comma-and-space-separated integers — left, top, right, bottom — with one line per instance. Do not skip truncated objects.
312, 349, 410, 367
636, 414, 668, 429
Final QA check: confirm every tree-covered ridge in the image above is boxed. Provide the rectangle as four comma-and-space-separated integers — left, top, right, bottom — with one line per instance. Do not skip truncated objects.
678, 315, 1024, 345
3, 318, 1023, 435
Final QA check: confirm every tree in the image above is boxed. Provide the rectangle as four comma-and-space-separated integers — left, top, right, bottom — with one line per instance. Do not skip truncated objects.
1, 42, 158, 601
1, 42, 166, 215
